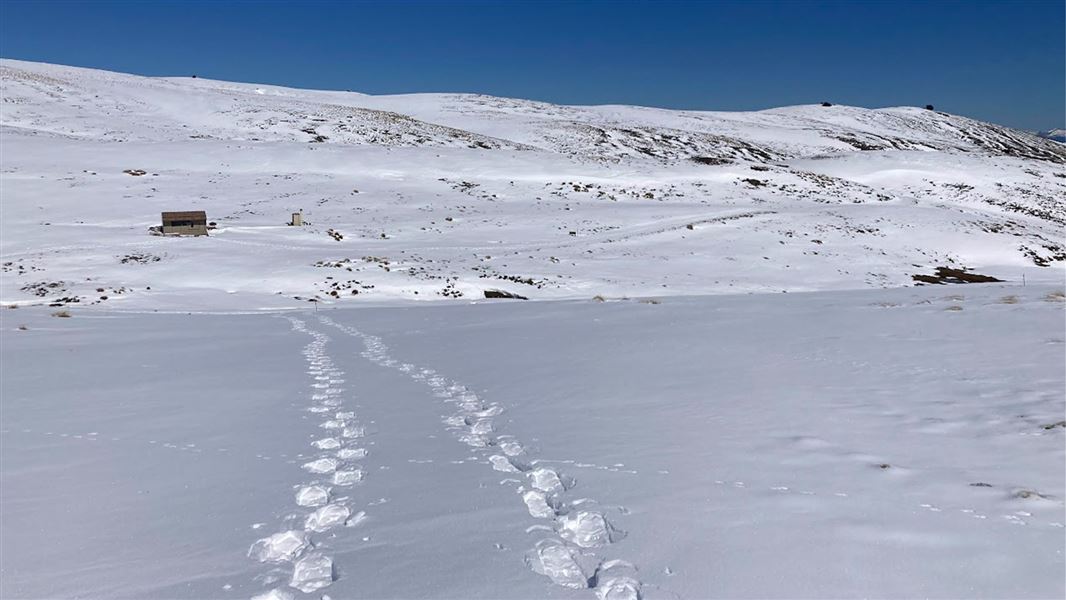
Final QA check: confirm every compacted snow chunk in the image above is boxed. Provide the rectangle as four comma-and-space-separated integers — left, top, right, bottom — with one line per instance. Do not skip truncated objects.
290, 553, 334, 593
248, 531, 310, 564
560, 510, 619, 548
304, 503, 351, 532
529, 538, 590, 589
250, 588, 295, 600
294, 485, 330, 507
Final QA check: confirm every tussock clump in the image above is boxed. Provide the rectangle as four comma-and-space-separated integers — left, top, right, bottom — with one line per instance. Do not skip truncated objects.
51, 310, 71, 318
997, 295, 1020, 304
119, 253, 162, 264
1044, 290, 1066, 302
1013, 488, 1051, 500
21, 281, 66, 297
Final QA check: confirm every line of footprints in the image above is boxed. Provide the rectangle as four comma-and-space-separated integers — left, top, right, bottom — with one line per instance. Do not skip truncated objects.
247, 318, 369, 600
317, 315, 644, 600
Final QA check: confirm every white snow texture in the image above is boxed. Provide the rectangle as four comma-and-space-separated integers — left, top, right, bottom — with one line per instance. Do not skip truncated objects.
1, 59, 1063, 599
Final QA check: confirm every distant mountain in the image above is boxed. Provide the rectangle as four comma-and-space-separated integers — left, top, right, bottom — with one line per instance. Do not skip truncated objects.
1038, 129, 1066, 143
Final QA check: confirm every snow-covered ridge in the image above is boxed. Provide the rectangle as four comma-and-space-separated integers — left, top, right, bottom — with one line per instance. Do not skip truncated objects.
1, 58, 1063, 309
4, 58, 1064, 164
0, 61, 531, 150
1038, 129, 1066, 143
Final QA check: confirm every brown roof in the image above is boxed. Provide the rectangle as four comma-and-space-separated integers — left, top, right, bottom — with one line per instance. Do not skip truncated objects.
161, 211, 207, 221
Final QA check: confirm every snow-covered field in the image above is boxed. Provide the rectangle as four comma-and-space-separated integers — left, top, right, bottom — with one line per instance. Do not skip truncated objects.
3, 287, 1064, 599
1, 59, 1064, 599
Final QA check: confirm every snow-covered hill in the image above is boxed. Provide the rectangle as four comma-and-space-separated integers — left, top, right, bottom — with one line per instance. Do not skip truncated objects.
1039, 129, 1066, 143
1, 58, 1063, 309
2, 60, 1064, 600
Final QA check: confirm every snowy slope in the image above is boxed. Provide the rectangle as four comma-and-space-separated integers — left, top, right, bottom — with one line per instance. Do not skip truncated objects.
1, 60, 1065, 600
2, 58, 1064, 310
1038, 129, 1066, 143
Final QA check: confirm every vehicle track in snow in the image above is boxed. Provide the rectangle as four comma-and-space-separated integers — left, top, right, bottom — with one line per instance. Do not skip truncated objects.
245, 317, 371, 600
318, 314, 646, 600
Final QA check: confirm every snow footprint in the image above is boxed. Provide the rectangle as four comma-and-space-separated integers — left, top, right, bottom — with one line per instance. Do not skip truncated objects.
305, 504, 351, 532
248, 530, 310, 564
528, 538, 591, 589
530, 467, 571, 494
332, 469, 365, 486
313, 437, 341, 450
290, 553, 333, 593
560, 511, 624, 548
523, 489, 561, 519
302, 458, 338, 474
490, 455, 530, 473
295, 485, 330, 507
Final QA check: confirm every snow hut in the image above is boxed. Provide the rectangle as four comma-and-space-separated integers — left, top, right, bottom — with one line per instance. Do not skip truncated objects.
161, 211, 208, 236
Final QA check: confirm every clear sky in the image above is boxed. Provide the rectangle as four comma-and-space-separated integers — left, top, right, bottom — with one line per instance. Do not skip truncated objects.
1, 0, 1062, 131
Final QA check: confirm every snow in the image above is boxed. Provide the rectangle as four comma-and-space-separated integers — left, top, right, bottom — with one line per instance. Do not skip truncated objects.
2, 58, 1064, 309
1, 59, 1064, 599
3, 286, 1064, 598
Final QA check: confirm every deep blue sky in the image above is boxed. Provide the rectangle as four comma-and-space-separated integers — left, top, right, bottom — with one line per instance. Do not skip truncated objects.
1, 0, 1062, 130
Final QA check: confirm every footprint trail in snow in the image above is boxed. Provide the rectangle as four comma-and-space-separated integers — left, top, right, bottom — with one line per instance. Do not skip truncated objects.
247, 317, 371, 599
318, 315, 644, 600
